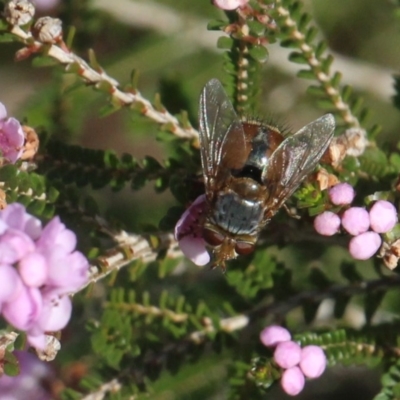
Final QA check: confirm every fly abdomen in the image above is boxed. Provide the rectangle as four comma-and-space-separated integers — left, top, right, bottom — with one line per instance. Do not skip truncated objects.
211, 191, 264, 236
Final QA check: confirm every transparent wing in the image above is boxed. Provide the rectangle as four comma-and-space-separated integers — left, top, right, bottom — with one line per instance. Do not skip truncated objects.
199, 79, 251, 199
261, 114, 335, 217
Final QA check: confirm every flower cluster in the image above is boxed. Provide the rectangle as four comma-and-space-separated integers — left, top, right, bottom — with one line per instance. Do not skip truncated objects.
314, 183, 398, 260
0, 102, 24, 164
0, 350, 54, 399
260, 325, 326, 396
0, 203, 89, 350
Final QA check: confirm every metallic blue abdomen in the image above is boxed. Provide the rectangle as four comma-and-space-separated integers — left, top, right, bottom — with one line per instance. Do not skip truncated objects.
210, 192, 264, 236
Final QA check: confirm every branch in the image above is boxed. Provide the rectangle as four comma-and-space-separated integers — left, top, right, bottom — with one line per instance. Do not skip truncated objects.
7, 24, 198, 141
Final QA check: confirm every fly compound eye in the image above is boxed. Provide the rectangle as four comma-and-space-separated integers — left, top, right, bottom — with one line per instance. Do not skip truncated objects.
235, 241, 255, 255
203, 228, 224, 246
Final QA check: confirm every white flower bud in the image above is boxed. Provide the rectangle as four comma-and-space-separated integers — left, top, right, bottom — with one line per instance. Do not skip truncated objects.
32, 16, 62, 43
4, 0, 35, 26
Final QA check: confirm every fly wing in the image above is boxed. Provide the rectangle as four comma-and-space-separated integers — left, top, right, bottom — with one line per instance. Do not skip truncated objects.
199, 79, 251, 200
261, 114, 335, 218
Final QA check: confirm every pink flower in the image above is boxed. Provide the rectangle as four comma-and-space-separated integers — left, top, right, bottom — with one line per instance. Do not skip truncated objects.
0, 203, 89, 350
274, 341, 302, 369
43, 249, 89, 293
281, 366, 305, 396
0, 230, 35, 263
369, 200, 397, 233
33, 290, 72, 332
213, 0, 249, 10
328, 183, 355, 205
349, 231, 382, 260
341, 207, 370, 235
36, 216, 77, 253
260, 325, 291, 347
299, 345, 326, 378
0, 102, 24, 164
175, 195, 210, 266
0, 202, 42, 239
314, 211, 341, 236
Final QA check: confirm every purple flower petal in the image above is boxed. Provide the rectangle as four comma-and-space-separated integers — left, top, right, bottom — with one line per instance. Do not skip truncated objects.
260, 325, 291, 348
369, 200, 398, 233
349, 231, 382, 260
175, 195, 207, 240
36, 291, 72, 332
281, 366, 305, 396
213, 0, 249, 10
32, 0, 61, 12
0, 241, 19, 264
299, 345, 326, 378
44, 249, 89, 292
3, 286, 42, 330
0, 203, 42, 239
342, 207, 370, 236
0, 229, 35, 261
19, 252, 48, 287
37, 216, 76, 253
0, 117, 24, 164
178, 236, 210, 266
328, 183, 355, 205
0, 264, 22, 303
274, 341, 302, 369
314, 211, 341, 236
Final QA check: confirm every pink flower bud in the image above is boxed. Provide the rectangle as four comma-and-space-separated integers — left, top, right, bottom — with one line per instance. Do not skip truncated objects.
175, 195, 210, 266
274, 341, 302, 369
299, 345, 326, 378
314, 211, 341, 236
369, 200, 397, 233
328, 183, 355, 205
281, 366, 305, 396
341, 207, 370, 235
260, 325, 291, 348
0, 103, 24, 164
213, 0, 249, 10
349, 231, 382, 260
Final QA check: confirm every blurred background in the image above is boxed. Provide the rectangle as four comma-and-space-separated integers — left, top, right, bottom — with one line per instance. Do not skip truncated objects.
0, 1, 400, 398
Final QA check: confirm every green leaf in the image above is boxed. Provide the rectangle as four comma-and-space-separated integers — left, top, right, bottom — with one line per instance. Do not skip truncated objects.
0, 164, 18, 181
0, 33, 17, 42
305, 26, 318, 43
247, 20, 266, 36
217, 36, 234, 49
3, 351, 19, 377
207, 19, 228, 30
307, 85, 326, 97
297, 69, 315, 80
280, 38, 298, 48
315, 41, 327, 58
288, 51, 308, 64
248, 45, 269, 63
